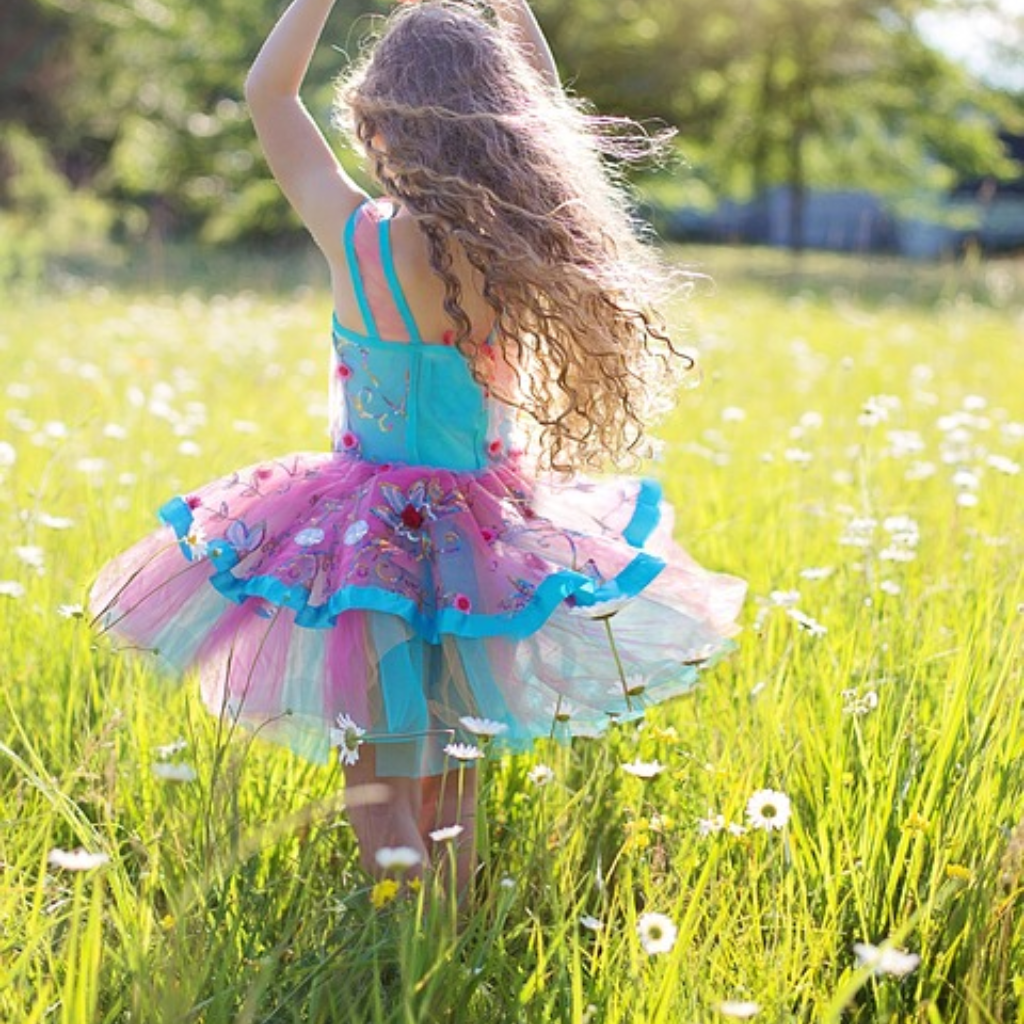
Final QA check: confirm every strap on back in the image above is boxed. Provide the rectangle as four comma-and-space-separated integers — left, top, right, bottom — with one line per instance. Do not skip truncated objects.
378, 213, 424, 345
343, 201, 379, 336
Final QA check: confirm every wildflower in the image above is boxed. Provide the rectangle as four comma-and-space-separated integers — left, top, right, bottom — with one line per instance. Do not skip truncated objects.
154, 738, 188, 760
375, 846, 422, 871
799, 566, 834, 580
567, 595, 635, 619
444, 742, 484, 762
623, 673, 647, 697
152, 762, 197, 783
853, 941, 920, 977
15, 545, 45, 573
57, 603, 84, 619
48, 848, 110, 871
370, 878, 400, 908
0, 441, 16, 467
987, 454, 1020, 476
769, 589, 801, 607
330, 713, 366, 767
637, 912, 677, 955
956, 492, 979, 508
786, 608, 827, 636
459, 716, 508, 737
842, 689, 879, 716
38, 513, 75, 530
945, 863, 973, 883
428, 825, 464, 843
621, 760, 664, 779
698, 811, 726, 837
498, 875, 516, 890
527, 763, 555, 786
727, 822, 748, 837
879, 580, 901, 596
718, 1002, 761, 1019
580, 915, 604, 932
746, 789, 792, 831
903, 812, 929, 833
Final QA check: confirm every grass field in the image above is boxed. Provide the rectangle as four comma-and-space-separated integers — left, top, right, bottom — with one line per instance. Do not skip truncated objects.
1, 244, 1022, 1023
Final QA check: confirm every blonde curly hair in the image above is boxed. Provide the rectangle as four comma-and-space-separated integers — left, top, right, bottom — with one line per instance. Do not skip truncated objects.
335, 0, 694, 473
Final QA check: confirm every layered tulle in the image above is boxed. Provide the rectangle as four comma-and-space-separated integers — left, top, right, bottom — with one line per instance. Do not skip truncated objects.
90, 452, 745, 775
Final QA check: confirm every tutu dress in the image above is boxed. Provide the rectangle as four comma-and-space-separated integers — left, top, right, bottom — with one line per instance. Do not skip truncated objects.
90, 199, 746, 777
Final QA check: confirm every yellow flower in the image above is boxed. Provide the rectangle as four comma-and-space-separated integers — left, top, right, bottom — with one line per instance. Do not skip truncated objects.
945, 863, 973, 883
370, 879, 400, 909
902, 812, 929, 833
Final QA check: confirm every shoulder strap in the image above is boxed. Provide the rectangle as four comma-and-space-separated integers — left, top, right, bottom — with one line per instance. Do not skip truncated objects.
377, 211, 424, 345
342, 201, 379, 336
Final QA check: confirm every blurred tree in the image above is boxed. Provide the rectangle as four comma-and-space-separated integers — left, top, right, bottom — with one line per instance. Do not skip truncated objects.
537, 0, 1017, 249
0, 0, 1017, 247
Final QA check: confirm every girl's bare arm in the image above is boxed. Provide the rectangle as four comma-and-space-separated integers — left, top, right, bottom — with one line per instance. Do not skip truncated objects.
490, 0, 559, 89
245, 0, 365, 256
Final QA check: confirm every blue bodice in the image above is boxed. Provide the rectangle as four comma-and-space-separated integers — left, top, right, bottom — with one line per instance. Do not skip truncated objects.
329, 201, 514, 472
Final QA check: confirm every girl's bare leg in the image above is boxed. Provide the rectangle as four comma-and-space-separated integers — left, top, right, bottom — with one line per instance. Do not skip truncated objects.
419, 767, 478, 896
343, 745, 427, 878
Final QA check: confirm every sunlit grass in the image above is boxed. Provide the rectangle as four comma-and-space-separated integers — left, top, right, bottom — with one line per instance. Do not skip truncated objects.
1, 245, 1022, 1022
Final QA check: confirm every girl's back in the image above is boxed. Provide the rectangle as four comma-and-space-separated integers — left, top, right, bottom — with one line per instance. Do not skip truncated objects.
332, 205, 496, 348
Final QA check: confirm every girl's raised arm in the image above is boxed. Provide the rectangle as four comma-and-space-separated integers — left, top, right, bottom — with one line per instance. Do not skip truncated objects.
245, 0, 366, 256
489, 0, 560, 89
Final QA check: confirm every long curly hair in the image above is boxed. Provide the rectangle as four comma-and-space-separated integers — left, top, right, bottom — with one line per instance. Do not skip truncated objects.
335, 0, 695, 473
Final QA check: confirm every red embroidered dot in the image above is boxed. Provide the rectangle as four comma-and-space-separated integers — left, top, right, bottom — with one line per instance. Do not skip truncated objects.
185, 495, 202, 510
442, 329, 456, 346
400, 505, 425, 529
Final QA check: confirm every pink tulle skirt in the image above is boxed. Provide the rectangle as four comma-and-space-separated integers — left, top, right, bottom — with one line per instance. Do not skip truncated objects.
90, 452, 745, 776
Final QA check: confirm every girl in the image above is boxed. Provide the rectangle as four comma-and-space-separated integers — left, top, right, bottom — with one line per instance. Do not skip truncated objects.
90, 0, 745, 893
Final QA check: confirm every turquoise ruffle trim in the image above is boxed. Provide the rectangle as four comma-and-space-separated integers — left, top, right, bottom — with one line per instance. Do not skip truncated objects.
158, 477, 666, 643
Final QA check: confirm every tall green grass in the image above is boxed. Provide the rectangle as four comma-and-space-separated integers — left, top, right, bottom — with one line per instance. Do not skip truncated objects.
1, 246, 1022, 1022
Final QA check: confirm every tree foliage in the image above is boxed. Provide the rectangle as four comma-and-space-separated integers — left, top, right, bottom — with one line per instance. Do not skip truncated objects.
0, 0, 1018, 247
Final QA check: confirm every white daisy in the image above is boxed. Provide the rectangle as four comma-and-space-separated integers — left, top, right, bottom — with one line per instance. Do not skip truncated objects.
330, 713, 366, 767
152, 762, 197, 783
579, 915, 604, 932
698, 811, 726, 837
444, 742, 484, 762
57, 603, 84, 619
746, 789, 792, 831
375, 846, 422, 871
637, 912, 677, 955
527, 764, 555, 786
853, 941, 920, 977
48, 848, 110, 871
458, 716, 508, 737
718, 1000, 761, 1018
621, 759, 664, 779
786, 608, 827, 636
567, 595, 635, 620
428, 825, 464, 843
154, 738, 188, 760
0, 581, 26, 599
